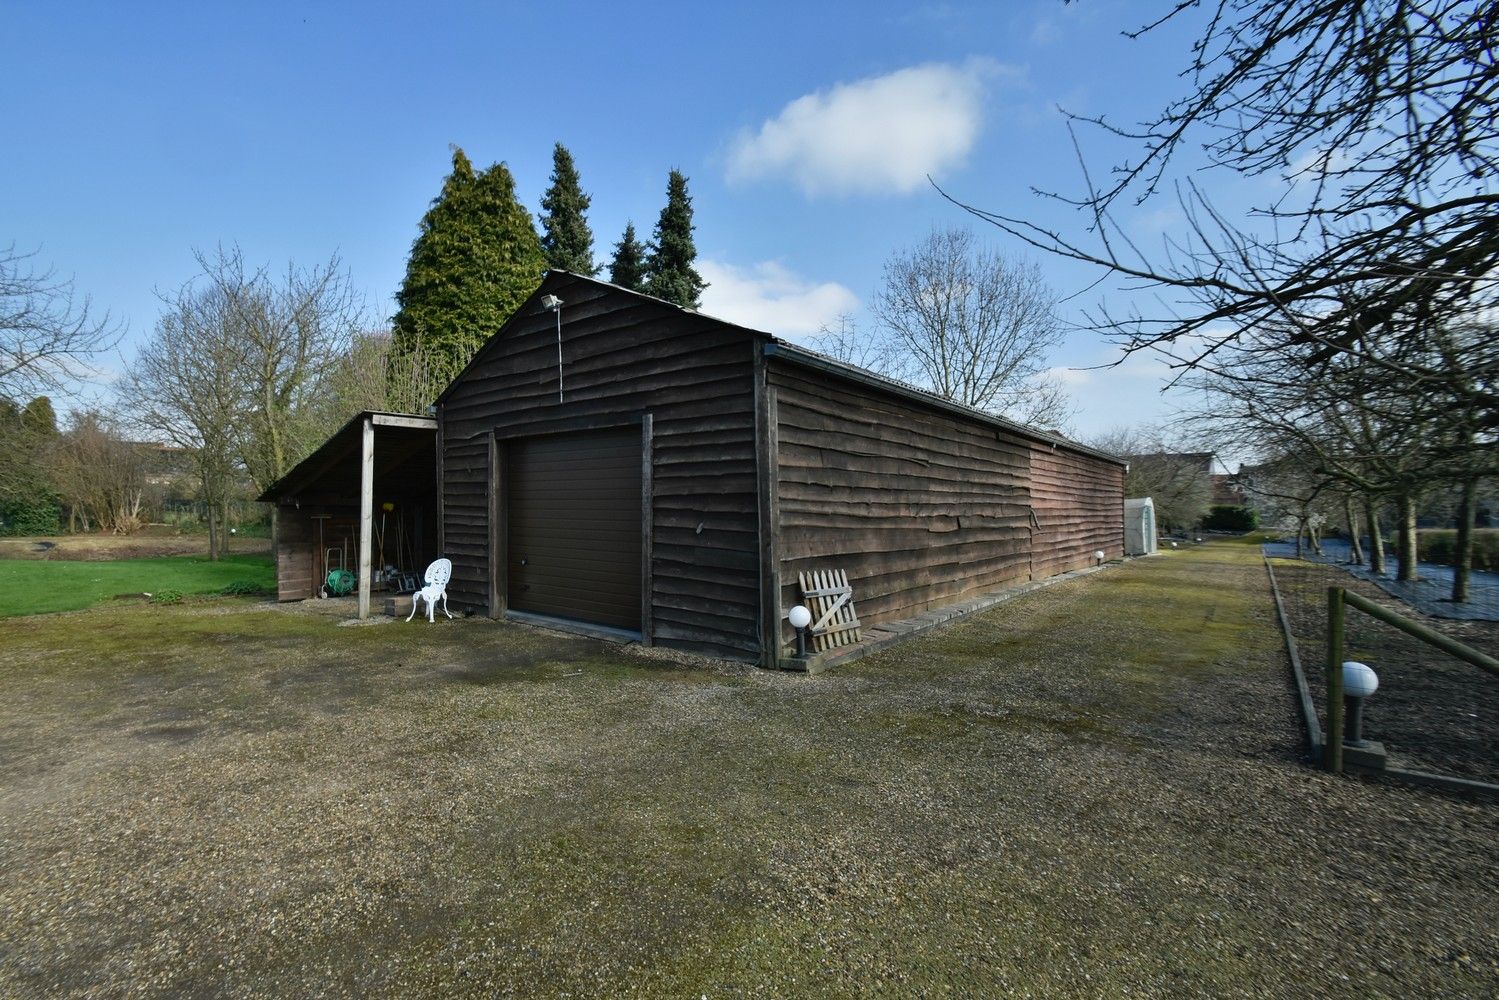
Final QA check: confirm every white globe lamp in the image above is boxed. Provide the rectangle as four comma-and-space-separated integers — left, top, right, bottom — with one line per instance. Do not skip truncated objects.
788, 604, 813, 658
1341, 661, 1379, 747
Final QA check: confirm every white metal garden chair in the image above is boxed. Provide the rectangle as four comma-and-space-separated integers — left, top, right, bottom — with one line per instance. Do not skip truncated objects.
406, 558, 454, 623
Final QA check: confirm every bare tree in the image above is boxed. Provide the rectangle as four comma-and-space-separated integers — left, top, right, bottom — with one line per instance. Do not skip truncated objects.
810, 313, 892, 372
51, 411, 147, 534
120, 247, 364, 556
948, 1, 1497, 428
324, 328, 456, 419
1186, 317, 1495, 596
1089, 426, 1212, 533
857, 227, 1073, 427
0, 244, 121, 398
118, 276, 244, 559
195, 246, 365, 494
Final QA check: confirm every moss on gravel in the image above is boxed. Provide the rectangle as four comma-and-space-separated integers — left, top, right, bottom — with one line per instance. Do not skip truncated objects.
1, 543, 1495, 998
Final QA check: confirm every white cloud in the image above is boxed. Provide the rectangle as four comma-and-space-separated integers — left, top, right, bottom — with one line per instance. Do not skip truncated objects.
1045, 365, 1092, 386
698, 260, 859, 336
725, 60, 1000, 197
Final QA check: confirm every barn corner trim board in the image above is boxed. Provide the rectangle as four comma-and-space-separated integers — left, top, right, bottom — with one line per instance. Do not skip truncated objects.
269, 271, 1126, 667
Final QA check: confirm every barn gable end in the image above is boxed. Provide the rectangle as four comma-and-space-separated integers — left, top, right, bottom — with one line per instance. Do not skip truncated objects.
437, 272, 764, 660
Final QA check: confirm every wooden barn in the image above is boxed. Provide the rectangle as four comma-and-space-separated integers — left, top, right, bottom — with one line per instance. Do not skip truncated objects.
429, 271, 1125, 667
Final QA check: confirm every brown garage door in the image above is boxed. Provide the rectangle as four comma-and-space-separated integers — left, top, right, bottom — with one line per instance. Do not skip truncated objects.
507, 426, 642, 631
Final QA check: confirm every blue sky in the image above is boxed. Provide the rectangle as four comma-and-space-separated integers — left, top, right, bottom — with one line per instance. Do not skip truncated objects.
3, 1, 1226, 439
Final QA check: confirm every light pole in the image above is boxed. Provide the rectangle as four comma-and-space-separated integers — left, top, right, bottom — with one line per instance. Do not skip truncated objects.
788, 604, 812, 659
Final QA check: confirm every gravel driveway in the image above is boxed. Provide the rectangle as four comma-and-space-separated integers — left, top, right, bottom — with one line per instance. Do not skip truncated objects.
0, 541, 1494, 998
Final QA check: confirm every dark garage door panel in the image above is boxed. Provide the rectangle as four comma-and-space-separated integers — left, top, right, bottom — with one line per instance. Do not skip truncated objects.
507, 426, 642, 630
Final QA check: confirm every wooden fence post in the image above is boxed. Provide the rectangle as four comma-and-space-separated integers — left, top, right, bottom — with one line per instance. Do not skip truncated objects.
1326, 586, 1345, 773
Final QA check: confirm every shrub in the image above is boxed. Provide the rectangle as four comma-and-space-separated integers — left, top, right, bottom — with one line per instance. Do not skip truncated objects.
1418, 529, 1499, 571
151, 589, 184, 605
1201, 505, 1259, 532
0, 495, 61, 536
220, 580, 269, 596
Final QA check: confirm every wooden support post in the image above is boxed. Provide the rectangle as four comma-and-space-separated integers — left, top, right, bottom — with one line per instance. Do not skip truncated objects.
488, 433, 503, 619
1325, 586, 1345, 773
754, 367, 782, 667
358, 415, 374, 619
640, 413, 654, 645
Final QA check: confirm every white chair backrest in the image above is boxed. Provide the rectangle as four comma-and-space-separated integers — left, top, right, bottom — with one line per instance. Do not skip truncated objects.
425, 558, 452, 588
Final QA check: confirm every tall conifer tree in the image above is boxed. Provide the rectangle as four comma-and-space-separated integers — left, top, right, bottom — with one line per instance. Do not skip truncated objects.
538, 143, 597, 275
391, 147, 545, 380
643, 170, 707, 308
608, 222, 647, 292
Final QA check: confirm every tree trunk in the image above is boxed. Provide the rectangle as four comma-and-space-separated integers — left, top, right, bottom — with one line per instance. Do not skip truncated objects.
1294, 517, 1306, 558
1345, 497, 1364, 565
1452, 477, 1478, 603
1309, 517, 1323, 555
208, 504, 219, 562
1396, 494, 1419, 582
1365, 499, 1386, 575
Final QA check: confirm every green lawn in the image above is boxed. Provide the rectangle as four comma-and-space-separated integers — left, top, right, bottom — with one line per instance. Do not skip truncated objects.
0, 553, 273, 616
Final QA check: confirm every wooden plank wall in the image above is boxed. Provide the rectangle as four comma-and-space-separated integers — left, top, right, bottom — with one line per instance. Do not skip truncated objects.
276, 510, 314, 601
769, 363, 1034, 636
440, 275, 761, 660
1029, 441, 1126, 579
274, 509, 359, 600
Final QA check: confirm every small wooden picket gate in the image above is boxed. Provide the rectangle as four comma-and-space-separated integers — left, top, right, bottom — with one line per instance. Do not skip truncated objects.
796, 569, 862, 653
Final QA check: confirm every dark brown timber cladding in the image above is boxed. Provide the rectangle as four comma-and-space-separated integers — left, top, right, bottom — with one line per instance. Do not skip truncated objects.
439, 275, 760, 659
769, 362, 1034, 641
1029, 441, 1125, 579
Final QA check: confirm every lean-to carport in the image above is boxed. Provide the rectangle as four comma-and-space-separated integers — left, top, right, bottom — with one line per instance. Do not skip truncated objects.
258, 411, 438, 618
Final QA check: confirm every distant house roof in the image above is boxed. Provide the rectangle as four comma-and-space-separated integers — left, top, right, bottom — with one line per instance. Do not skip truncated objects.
1127, 451, 1216, 473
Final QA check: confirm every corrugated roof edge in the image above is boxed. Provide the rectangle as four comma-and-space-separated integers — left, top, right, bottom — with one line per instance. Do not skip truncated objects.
764, 341, 1128, 467
256, 410, 436, 502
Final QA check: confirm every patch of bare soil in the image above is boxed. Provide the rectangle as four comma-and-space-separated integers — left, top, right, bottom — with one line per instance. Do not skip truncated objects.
0, 530, 270, 561
1272, 559, 1498, 782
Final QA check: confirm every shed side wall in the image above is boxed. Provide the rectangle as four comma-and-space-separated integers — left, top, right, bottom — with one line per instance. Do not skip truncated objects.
276, 510, 315, 601
769, 362, 1034, 646
1028, 442, 1126, 578
440, 277, 760, 659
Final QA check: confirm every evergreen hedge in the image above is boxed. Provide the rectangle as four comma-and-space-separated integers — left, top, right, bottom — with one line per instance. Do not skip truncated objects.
0, 495, 60, 536
1201, 505, 1259, 532
1417, 529, 1499, 572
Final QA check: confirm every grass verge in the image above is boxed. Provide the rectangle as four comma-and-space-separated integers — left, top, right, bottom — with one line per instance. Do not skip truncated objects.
0, 553, 273, 616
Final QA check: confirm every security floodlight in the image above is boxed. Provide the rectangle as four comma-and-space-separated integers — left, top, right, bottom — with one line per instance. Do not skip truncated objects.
1341, 661, 1379, 747
540, 294, 563, 310
788, 604, 813, 658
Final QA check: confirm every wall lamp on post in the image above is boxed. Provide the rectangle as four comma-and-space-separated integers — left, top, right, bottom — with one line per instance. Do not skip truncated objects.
788, 604, 812, 659
541, 294, 564, 403
1094, 549, 1105, 565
